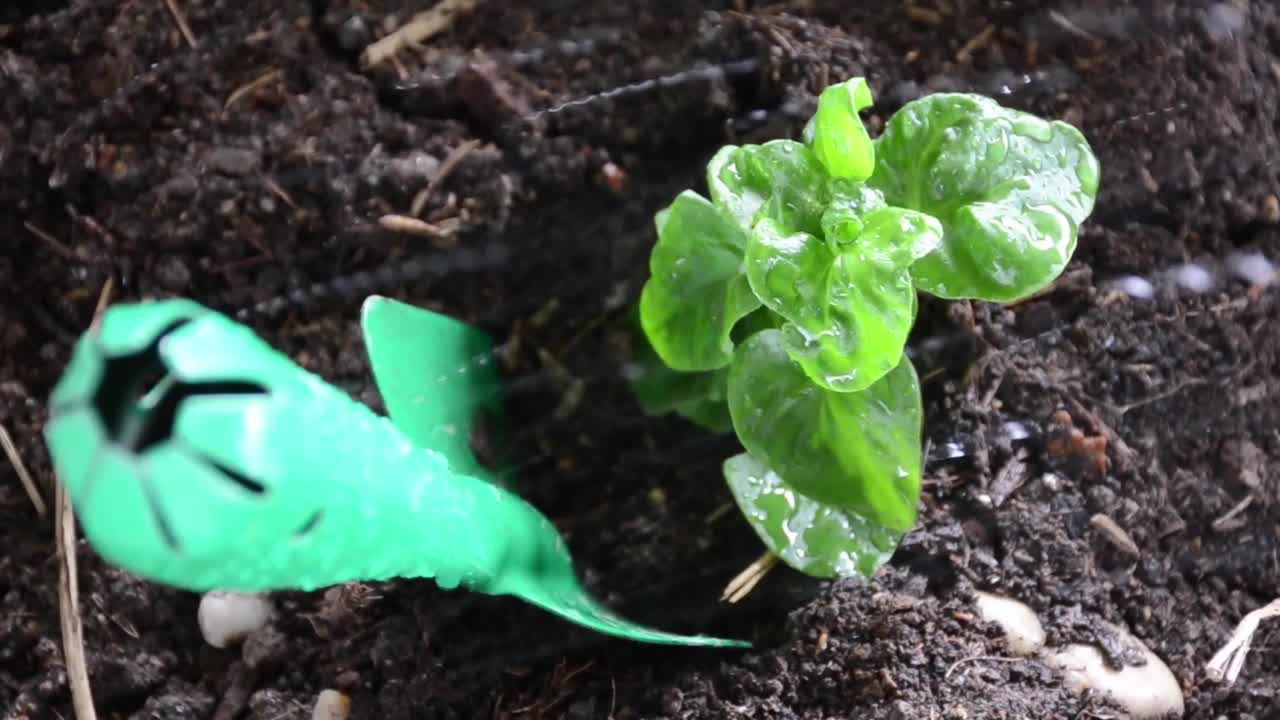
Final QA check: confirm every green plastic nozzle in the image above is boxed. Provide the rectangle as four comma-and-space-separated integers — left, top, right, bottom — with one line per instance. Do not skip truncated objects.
43, 296, 748, 649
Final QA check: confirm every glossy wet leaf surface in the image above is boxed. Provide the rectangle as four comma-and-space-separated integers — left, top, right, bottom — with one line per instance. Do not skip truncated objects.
727, 329, 924, 532
708, 140, 830, 236
628, 311, 732, 433
806, 77, 876, 181
639, 190, 760, 372
743, 208, 940, 392
868, 93, 1100, 301
723, 453, 902, 578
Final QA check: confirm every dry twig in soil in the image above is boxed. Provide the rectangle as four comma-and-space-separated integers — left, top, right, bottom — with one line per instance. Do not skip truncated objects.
56, 276, 113, 720
1, 420, 46, 516
360, 0, 482, 69
162, 0, 199, 49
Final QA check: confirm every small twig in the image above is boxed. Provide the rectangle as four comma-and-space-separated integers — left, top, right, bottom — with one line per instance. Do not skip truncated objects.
1047, 9, 1100, 44
956, 24, 995, 63
721, 551, 779, 604
945, 654, 1028, 680
1211, 495, 1254, 533
54, 277, 114, 720
224, 68, 281, 110
91, 275, 115, 328
0, 421, 45, 516
1205, 598, 1280, 686
410, 139, 480, 217
162, 0, 199, 49
56, 480, 98, 720
24, 221, 77, 261
360, 0, 481, 69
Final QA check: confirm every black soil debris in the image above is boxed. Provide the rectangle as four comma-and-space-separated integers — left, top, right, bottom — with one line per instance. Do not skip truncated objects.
3, 1, 1279, 718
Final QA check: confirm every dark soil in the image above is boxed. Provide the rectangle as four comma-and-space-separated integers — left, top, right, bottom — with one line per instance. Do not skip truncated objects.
3, 1, 1278, 718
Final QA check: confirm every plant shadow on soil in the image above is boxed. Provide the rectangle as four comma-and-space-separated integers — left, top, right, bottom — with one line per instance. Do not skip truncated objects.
2, 1, 1279, 718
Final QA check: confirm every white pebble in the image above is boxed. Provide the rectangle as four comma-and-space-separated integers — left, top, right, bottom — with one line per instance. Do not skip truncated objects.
974, 591, 1046, 656
1111, 275, 1154, 299
1226, 251, 1276, 286
312, 689, 352, 720
198, 590, 274, 649
1171, 263, 1214, 293
1044, 631, 1184, 718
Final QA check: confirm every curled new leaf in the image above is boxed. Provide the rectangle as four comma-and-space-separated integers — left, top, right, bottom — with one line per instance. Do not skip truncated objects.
723, 453, 902, 578
727, 329, 923, 532
707, 140, 829, 236
806, 77, 876, 181
868, 93, 1100, 301
639, 190, 760, 372
744, 209, 941, 392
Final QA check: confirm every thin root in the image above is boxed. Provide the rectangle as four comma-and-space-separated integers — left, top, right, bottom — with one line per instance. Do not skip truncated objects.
162, 0, 199, 49
1205, 598, 1280, 686
224, 68, 282, 111
721, 551, 779, 604
0, 421, 45, 517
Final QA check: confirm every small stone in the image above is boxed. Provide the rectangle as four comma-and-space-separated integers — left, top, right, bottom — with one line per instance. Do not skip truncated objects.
974, 591, 1046, 656
1044, 625, 1184, 718
155, 255, 191, 291
203, 147, 261, 176
198, 591, 274, 649
312, 689, 351, 720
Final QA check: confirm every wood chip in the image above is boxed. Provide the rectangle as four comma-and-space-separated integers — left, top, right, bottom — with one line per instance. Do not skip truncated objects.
378, 214, 454, 242
906, 5, 943, 25
1089, 513, 1140, 557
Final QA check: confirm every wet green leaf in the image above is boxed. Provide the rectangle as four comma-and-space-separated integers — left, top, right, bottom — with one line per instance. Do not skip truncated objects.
639, 190, 760, 372
805, 77, 876, 181
868, 93, 1100, 301
707, 140, 830, 236
627, 310, 732, 433
743, 210, 940, 392
723, 452, 903, 578
727, 330, 923, 532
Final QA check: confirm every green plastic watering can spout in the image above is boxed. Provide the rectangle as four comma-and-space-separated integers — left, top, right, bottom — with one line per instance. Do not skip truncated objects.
42, 296, 749, 649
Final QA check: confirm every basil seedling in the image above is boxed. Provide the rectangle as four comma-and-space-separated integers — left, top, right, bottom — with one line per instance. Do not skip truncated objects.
632, 77, 1099, 578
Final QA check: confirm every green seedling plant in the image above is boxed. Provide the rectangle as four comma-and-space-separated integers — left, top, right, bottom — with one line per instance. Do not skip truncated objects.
632, 77, 1099, 579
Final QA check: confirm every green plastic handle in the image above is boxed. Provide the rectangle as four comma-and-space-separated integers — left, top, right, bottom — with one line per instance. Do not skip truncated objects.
43, 297, 747, 648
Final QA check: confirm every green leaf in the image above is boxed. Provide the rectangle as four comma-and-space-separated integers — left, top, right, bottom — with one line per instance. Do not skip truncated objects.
806, 77, 876, 181
639, 190, 760, 372
723, 452, 903, 578
820, 181, 888, 252
868, 93, 1101, 301
727, 329, 923, 532
744, 211, 940, 392
707, 140, 830, 236
627, 310, 732, 433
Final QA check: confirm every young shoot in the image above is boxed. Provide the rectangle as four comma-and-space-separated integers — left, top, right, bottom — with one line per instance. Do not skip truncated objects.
631, 76, 1100, 580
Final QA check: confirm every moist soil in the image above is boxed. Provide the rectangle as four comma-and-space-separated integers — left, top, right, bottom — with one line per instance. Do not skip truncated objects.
2, 1, 1279, 718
